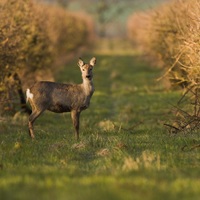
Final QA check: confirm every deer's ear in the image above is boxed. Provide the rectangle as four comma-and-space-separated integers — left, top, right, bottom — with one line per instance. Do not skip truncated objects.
90, 57, 96, 67
77, 58, 84, 67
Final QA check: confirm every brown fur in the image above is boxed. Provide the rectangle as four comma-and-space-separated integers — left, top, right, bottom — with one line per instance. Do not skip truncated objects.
26, 57, 96, 140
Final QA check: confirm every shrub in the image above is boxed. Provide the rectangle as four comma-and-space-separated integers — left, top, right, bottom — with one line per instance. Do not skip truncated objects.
128, 0, 200, 88
0, 0, 51, 114
128, 0, 200, 132
0, 0, 93, 115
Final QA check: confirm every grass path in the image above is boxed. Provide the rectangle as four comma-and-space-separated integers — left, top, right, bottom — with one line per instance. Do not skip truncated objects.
1, 39, 200, 200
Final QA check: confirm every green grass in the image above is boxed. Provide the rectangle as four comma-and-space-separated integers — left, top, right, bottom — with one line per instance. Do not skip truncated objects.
1, 50, 200, 200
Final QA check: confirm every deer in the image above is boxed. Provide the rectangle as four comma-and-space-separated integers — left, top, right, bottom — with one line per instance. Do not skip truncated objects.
26, 57, 96, 140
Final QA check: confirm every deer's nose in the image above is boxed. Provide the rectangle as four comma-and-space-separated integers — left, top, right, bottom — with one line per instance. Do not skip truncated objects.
86, 75, 91, 79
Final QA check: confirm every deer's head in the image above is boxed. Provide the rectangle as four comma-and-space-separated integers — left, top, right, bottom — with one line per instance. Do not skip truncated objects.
78, 57, 96, 81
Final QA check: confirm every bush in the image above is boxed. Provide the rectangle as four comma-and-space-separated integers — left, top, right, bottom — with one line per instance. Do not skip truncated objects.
0, 0, 93, 115
127, 0, 200, 132
128, 12, 160, 69
128, 0, 200, 88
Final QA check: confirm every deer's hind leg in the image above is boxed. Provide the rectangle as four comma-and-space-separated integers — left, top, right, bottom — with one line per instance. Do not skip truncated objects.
28, 109, 45, 139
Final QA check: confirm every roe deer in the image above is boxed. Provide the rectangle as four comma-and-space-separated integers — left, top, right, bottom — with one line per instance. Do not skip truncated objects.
26, 57, 96, 140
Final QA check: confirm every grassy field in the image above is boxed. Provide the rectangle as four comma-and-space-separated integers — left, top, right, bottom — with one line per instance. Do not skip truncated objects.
1, 40, 200, 200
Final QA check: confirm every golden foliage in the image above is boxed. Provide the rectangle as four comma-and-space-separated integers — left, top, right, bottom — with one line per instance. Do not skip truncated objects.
127, 0, 200, 89
0, 0, 94, 115
128, 0, 200, 131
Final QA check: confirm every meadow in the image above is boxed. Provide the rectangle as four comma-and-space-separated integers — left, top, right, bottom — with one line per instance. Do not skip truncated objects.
1, 40, 200, 200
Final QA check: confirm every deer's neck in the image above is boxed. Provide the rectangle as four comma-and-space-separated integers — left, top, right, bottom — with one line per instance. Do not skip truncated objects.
82, 79, 94, 96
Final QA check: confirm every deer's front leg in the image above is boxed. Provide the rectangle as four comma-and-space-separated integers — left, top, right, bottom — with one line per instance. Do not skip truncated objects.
71, 110, 80, 140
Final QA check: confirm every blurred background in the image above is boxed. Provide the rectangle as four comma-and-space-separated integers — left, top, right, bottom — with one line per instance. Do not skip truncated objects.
39, 0, 168, 37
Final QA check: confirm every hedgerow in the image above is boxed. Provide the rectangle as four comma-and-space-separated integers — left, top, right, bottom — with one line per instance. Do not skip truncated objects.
128, 0, 200, 88
0, 0, 93, 115
127, 0, 200, 133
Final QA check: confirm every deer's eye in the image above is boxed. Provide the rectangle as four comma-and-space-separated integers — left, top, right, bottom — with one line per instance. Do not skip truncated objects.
82, 69, 85, 71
